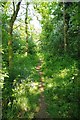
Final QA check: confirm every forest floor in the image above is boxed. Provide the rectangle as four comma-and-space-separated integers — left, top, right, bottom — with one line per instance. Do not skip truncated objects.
34, 60, 51, 119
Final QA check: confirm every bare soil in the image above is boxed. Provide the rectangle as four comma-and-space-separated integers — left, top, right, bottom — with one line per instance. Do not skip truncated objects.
34, 62, 51, 119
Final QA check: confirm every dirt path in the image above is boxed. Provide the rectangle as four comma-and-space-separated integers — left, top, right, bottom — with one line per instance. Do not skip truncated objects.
34, 61, 51, 119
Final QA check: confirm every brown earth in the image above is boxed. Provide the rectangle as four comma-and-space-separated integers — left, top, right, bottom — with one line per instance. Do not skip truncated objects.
34, 62, 52, 119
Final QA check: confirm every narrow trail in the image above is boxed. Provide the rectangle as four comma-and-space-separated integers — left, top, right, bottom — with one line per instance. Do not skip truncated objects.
34, 60, 51, 119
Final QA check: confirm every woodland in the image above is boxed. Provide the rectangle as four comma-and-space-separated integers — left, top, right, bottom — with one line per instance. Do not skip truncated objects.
0, 0, 80, 119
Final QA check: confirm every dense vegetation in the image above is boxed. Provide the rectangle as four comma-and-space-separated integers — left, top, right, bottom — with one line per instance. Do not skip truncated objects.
0, 1, 80, 119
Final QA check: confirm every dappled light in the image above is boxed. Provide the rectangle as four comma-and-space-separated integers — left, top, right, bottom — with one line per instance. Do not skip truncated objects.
43, 57, 79, 118
1, 1, 80, 119
58, 68, 69, 78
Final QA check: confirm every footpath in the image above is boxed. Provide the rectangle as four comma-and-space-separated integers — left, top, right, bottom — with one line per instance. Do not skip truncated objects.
34, 60, 51, 119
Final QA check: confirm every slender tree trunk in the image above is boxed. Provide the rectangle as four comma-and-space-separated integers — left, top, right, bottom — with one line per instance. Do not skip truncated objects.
63, 2, 67, 53
7, 0, 22, 106
8, 0, 22, 70
8, 29, 13, 71
25, 2, 29, 55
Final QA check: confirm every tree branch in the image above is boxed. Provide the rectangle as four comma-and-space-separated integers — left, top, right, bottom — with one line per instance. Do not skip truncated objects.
13, 0, 15, 12
13, 24, 21, 30
10, 0, 22, 34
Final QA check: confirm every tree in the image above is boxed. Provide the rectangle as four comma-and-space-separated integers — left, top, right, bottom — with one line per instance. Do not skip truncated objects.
2, 0, 22, 112
63, 2, 71, 53
25, 2, 29, 55
8, 0, 22, 71
63, 2, 67, 52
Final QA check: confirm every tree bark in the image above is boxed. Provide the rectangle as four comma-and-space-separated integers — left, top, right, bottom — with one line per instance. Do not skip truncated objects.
8, 0, 22, 70
63, 2, 67, 53
7, 0, 22, 105
25, 2, 29, 55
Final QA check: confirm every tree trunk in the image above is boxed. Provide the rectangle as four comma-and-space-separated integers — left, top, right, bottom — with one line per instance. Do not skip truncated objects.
25, 2, 29, 55
7, 0, 22, 107
63, 2, 67, 53
8, 0, 22, 69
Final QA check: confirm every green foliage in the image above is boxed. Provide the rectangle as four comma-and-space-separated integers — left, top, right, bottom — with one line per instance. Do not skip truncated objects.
38, 3, 80, 118
1, 1, 80, 119
28, 37, 36, 55
43, 56, 79, 118
40, 2, 80, 58
2, 52, 41, 119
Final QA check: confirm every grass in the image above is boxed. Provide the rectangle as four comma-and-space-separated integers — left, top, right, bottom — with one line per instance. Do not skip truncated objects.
42, 55, 79, 118
2, 53, 41, 119
2, 51, 80, 119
